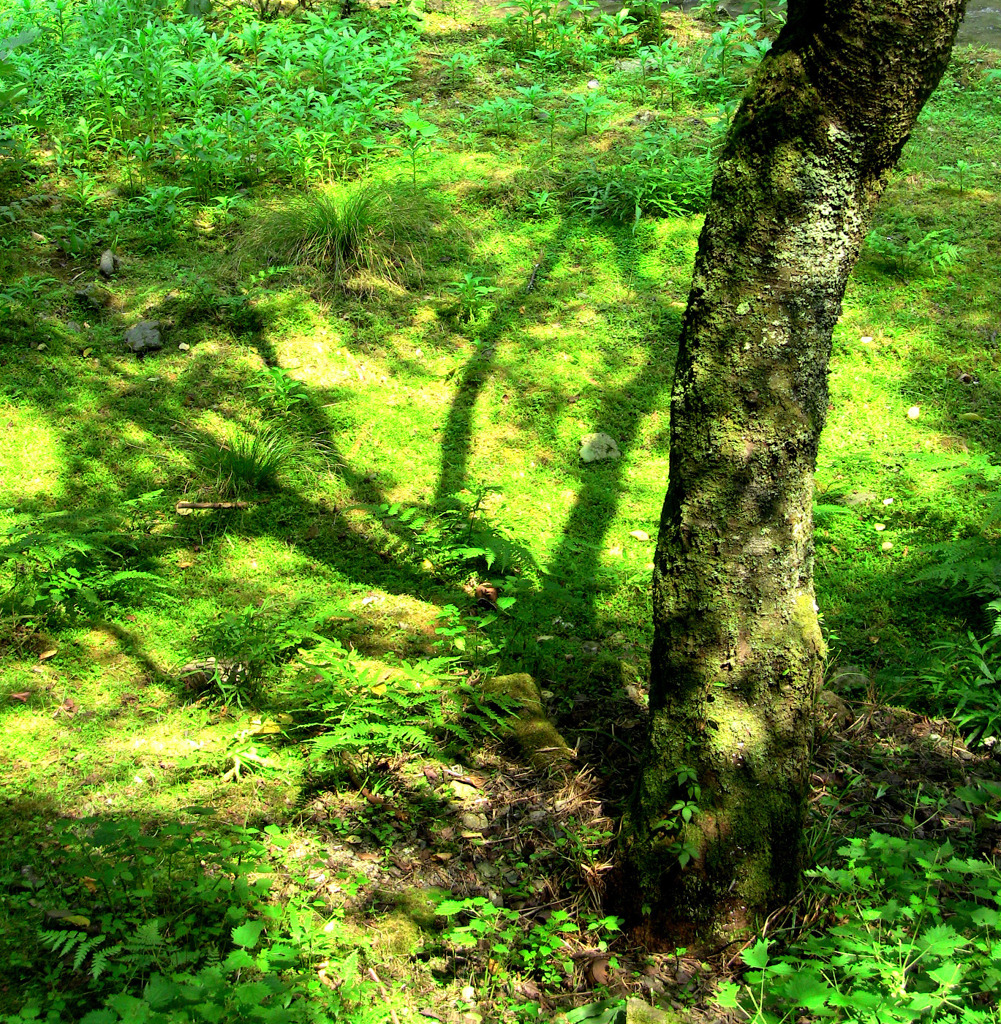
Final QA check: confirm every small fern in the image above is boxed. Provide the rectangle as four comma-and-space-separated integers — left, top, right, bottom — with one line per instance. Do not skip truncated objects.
90, 942, 124, 981
361, 487, 535, 579
40, 930, 113, 978
910, 452, 1001, 630
0, 498, 171, 622
298, 639, 513, 776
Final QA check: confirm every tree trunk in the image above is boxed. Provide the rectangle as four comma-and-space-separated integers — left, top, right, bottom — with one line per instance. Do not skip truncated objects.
621, 0, 966, 947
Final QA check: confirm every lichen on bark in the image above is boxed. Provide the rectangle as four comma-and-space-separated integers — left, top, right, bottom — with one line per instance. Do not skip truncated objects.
619, 0, 966, 948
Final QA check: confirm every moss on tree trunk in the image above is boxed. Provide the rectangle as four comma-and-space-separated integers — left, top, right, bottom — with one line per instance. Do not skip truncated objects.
620, 0, 966, 947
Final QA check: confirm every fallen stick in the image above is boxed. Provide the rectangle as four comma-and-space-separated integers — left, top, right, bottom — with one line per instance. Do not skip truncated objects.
366, 969, 401, 1024
175, 501, 250, 511
525, 260, 543, 294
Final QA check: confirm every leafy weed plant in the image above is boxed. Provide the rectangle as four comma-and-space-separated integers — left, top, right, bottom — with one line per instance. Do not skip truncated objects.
3, 815, 380, 1023
718, 833, 1001, 1023
0, 507, 170, 624
437, 896, 623, 994
246, 366, 310, 418
908, 631, 1001, 748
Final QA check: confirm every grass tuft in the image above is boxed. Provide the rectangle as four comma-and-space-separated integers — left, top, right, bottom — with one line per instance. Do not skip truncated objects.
242, 180, 446, 290
191, 424, 297, 496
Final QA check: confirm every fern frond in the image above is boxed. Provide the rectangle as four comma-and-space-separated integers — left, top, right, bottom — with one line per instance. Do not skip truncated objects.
90, 943, 122, 980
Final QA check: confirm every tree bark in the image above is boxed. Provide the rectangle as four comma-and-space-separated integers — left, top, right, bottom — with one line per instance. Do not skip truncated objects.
621, 0, 966, 946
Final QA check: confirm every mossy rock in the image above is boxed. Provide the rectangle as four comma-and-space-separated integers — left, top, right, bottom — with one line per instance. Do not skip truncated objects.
625, 998, 685, 1024
370, 910, 422, 956
388, 886, 453, 931
483, 673, 573, 770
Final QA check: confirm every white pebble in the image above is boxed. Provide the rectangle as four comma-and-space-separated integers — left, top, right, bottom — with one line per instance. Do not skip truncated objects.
907, 406, 920, 419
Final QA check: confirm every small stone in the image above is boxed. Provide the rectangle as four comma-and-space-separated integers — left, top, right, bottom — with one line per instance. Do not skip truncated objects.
828, 664, 869, 692
587, 78, 600, 89
35, 343, 47, 351
579, 432, 620, 462
449, 780, 479, 801
860, 335, 873, 344
66, 321, 82, 333
840, 491, 877, 507
125, 320, 163, 354
99, 249, 119, 278
460, 987, 476, 1004
178, 342, 190, 351
907, 405, 921, 419
460, 812, 488, 831
629, 529, 650, 541
881, 541, 893, 551
874, 523, 885, 531
75, 283, 112, 311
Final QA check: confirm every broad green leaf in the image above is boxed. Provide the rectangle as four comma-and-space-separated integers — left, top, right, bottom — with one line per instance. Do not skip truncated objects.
782, 972, 832, 1011
231, 919, 266, 948
715, 981, 741, 1008
563, 998, 626, 1024
928, 961, 967, 988
741, 938, 771, 969
224, 949, 256, 970
434, 900, 470, 916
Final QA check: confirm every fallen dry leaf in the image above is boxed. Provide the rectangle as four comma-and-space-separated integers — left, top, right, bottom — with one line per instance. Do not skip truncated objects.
10, 692, 31, 703
38, 649, 58, 661
586, 958, 610, 987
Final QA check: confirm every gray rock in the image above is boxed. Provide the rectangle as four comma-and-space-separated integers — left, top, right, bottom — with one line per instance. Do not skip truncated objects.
177, 657, 250, 690
615, 58, 643, 73
99, 249, 119, 278
838, 490, 878, 507
580, 432, 620, 462
125, 320, 163, 354
827, 663, 870, 692
817, 689, 853, 732
460, 812, 489, 831
75, 283, 112, 311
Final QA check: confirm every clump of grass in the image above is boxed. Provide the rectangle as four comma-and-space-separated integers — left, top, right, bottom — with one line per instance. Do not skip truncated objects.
191, 424, 297, 496
243, 180, 445, 290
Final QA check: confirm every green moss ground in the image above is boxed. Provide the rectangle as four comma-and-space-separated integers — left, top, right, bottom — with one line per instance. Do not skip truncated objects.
0, 0, 999, 1019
